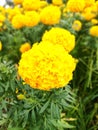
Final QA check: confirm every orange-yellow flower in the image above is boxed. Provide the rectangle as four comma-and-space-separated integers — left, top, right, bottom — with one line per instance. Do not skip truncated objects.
91, 19, 98, 24
52, 0, 63, 6
67, 0, 85, 12
72, 20, 82, 31
82, 4, 97, 20
22, 0, 40, 11
42, 27, 75, 52
18, 41, 77, 91
11, 14, 25, 29
40, 5, 61, 25
89, 26, 98, 37
24, 11, 40, 27
20, 42, 31, 53
13, 0, 23, 5
85, 0, 95, 7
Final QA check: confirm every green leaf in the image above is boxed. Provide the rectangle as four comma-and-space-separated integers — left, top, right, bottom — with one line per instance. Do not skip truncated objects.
39, 100, 50, 114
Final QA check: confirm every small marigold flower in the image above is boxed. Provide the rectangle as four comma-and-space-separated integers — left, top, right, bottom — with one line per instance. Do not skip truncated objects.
91, 19, 98, 24
67, 0, 85, 12
11, 14, 25, 29
72, 20, 82, 31
13, 0, 23, 5
17, 94, 25, 100
52, 0, 63, 6
89, 26, 98, 37
24, 11, 40, 27
42, 27, 75, 52
0, 41, 2, 51
22, 0, 40, 11
18, 41, 77, 91
20, 42, 31, 53
40, 5, 61, 25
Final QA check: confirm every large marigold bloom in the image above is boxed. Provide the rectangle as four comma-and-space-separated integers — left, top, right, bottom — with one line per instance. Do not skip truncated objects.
89, 26, 98, 37
22, 0, 40, 11
24, 11, 40, 27
18, 41, 77, 91
40, 5, 61, 25
42, 27, 75, 52
67, 0, 85, 12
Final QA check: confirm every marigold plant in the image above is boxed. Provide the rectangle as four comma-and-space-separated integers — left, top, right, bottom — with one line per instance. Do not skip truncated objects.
42, 27, 75, 52
18, 41, 77, 91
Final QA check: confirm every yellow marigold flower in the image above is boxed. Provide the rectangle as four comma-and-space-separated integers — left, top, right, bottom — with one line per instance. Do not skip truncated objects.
18, 41, 77, 91
85, 0, 95, 7
20, 42, 31, 53
7, 7, 22, 21
0, 13, 5, 23
40, 5, 61, 25
89, 26, 98, 37
13, 0, 23, 5
72, 20, 82, 31
82, 4, 97, 20
24, 11, 40, 27
0, 41, 2, 51
23, 0, 40, 11
42, 27, 75, 52
40, 1, 48, 8
91, 19, 98, 24
52, 0, 63, 6
0, 6, 5, 14
17, 94, 25, 100
11, 14, 25, 29
67, 0, 85, 12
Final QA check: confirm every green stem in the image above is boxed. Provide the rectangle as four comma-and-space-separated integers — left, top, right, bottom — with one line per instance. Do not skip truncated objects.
96, 47, 98, 70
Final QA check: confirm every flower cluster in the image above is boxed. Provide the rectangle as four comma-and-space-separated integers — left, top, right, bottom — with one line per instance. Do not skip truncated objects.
18, 41, 77, 91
